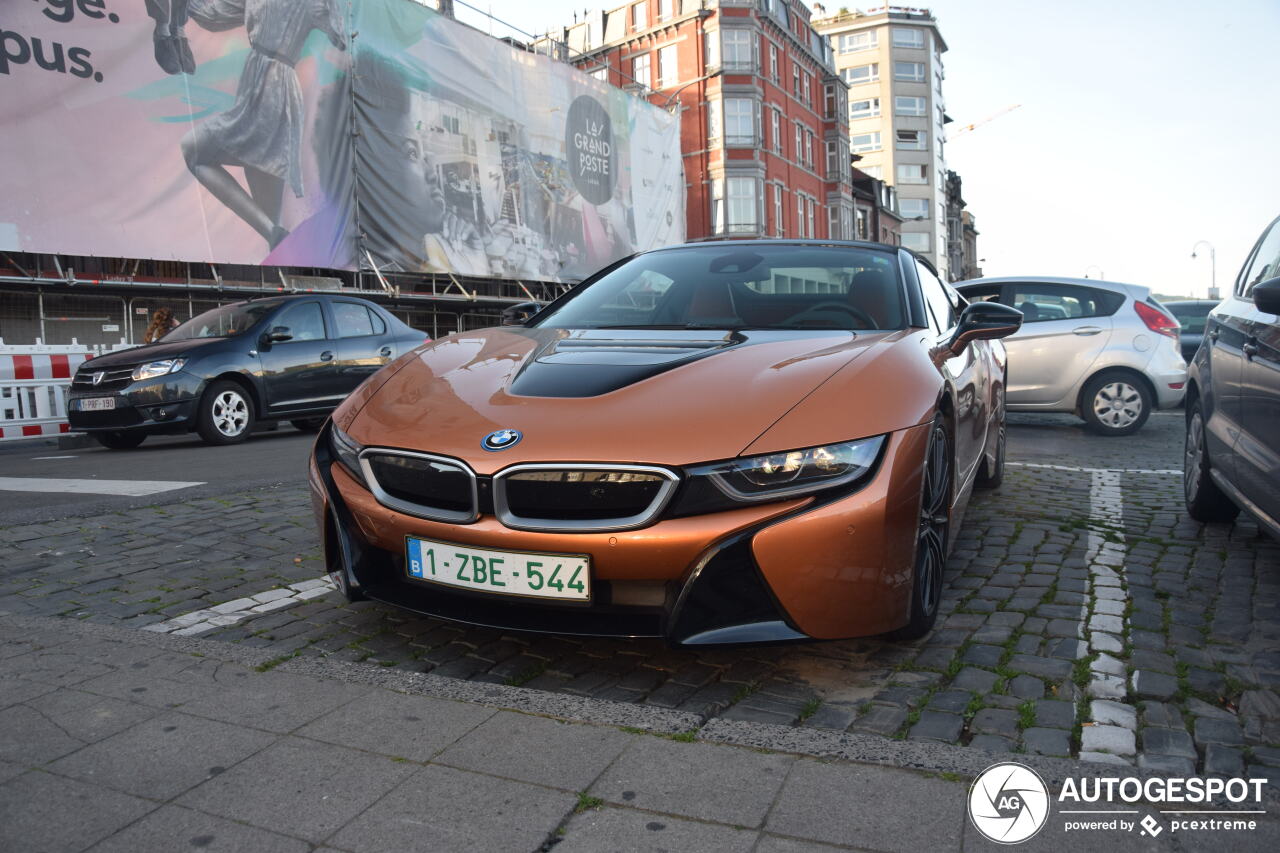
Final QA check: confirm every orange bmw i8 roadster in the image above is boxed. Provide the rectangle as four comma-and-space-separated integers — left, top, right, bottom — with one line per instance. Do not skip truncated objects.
310, 241, 1021, 645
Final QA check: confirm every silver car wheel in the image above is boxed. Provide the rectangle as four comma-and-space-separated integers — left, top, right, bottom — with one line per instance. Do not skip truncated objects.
212, 390, 249, 437
1091, 381, 1144, 429
1184, 409, 1205, 502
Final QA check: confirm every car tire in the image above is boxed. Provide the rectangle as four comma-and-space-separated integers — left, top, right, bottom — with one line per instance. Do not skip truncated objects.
975, 383, 1005, 489
1184, 400, 1239, 523
197, 380, 255, 445
1080, 371, 1152, 436
888, 415, 951, 641
93, 430, 147, 450
291, 418, 327, 433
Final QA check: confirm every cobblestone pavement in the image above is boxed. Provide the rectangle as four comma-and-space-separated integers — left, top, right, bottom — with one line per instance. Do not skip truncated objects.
2, 411, 1278, 781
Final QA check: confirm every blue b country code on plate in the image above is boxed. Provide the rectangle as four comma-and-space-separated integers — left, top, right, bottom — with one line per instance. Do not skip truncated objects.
406, 536, 590, 601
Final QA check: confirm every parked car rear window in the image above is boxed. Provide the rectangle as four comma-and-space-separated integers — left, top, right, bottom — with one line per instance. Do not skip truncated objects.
1166, 302, 1213, 335
1009, 283, 1123, 323
533, 245, 907, 331
334, 302, 385, 338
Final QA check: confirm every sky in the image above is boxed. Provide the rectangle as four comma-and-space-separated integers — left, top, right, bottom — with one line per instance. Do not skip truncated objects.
452, 0, 1280, 297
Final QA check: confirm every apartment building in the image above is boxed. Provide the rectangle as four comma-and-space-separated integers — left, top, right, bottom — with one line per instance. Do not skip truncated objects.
812, 5, 949, 274
540, 0, 855, 242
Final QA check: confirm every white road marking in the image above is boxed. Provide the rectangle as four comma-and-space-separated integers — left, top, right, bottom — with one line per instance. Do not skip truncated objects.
0, 477, 205, 496
31, 456, 77, 460
1008, 462, 1179, 476
141, 577, 336, 635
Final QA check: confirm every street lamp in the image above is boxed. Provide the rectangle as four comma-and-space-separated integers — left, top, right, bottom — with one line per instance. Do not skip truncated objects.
1084, 265, 1104, 280
1191, 240, 1217, 299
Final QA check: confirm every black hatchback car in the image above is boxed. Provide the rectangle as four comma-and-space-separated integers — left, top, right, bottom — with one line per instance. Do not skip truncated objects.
67, 295, 426, 449
1184, 215, 1280, 539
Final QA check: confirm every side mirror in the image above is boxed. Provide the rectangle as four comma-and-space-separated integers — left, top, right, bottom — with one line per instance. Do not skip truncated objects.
266, 325, 293, 343
1253, 277, 1280, 315
947, 301, 1023, 357
501, 302, 539, 326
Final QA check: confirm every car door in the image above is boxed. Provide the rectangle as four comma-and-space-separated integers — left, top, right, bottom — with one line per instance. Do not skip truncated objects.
998, 282, 1116, 407
918, 261, 985, 485
1234, 220, 1280, 525
329, 300, 396, 395
258, 300, 339, 414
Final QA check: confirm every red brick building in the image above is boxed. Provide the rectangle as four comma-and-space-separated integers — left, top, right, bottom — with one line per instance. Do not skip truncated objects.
540, 0, 854, 242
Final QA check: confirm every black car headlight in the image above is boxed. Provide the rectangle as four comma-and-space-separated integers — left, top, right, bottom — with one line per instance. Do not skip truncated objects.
330, 423, 367, 487
670, 436, 886, 516
131, 358, 186, 381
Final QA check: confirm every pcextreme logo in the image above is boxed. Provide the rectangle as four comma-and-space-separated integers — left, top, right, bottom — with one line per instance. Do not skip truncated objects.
968, 763, 1051, 844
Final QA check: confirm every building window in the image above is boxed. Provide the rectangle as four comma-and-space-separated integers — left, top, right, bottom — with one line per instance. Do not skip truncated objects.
770, 108, 781, 153
804, 130, 813, 168
632, 53, 651, 87
632, 1, 648, 30
591, 66, 609, 82
721, 29, 756, 71
797, 194, 806, 238
894, 61, 926, 82
859, 164, 883, 179
895, 95, 926, 116
713, 176, 760, 235
826, 140, 839, 179
839, 31, 876, 53
896, 129, 927, 150
855, 208, 869, 239
802, 72, 811, 106
769, 43, 779, 81
774, 183, 784, 236
657, 0, 672, 21
707, 98, 722, 141
724, 98, 757, 146
850, 97, 880, 119
892, 27, 925, 48
901, 231, 931, 252
842, 64, 878, 86
657, 44, 678, 87
792, 64, 801, 97
850, 131, 881, 153
806, 197, 816, 240
897, 163, 928, 184
900, 198, 929, 220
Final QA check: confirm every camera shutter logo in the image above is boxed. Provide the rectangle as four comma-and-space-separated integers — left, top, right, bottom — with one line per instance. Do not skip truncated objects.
968, 762, 1050, 844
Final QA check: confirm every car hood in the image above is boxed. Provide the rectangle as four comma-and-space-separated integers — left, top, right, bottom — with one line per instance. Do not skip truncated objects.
347, 326, 900, 472
80, 338, 222, 368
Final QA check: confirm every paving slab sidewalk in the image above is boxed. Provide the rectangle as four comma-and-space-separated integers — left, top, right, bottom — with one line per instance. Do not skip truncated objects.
2, 612, 1277, 853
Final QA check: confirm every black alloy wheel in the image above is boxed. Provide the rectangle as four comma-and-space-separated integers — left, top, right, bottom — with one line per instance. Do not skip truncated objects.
890, 415, 952, 640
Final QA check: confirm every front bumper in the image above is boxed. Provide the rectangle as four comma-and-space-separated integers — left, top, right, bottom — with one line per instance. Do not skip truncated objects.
309, 422, 929, 646
66, 373, 202, 433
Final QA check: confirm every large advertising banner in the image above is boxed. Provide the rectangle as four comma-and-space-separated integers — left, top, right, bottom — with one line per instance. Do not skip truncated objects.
0, 0, 685, 282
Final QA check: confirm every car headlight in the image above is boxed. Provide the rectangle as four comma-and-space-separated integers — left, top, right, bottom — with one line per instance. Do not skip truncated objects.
330, 423, 366, 486
131, 358, 186, 381
670, 436, 886, 516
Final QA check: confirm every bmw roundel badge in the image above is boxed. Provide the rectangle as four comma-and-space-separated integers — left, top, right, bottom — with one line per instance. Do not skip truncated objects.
482, 428, 523, 452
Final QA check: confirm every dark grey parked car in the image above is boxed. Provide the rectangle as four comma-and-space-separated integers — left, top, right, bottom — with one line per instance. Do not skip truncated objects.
67, 295, 427, 449
1184, 215, 1280, 539
1165, 299, 1219, 363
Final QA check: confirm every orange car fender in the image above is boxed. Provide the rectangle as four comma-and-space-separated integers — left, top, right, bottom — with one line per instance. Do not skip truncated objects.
751, 423, 931, 639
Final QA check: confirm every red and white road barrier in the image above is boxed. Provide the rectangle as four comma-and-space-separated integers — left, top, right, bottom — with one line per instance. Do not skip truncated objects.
0, 346, 94, 442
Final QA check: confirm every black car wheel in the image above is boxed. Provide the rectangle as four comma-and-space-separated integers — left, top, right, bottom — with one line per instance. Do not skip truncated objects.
1081, 371, 1152, 436
197, 380, 255, 445
291, 418, 327, 433
889, 415, 951, 641
1184, 400, 1239, 523
976, 383, 1005, 489
93, 430, 147, 450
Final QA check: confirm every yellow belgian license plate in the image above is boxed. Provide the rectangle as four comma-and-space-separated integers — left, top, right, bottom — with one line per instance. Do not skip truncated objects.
405, 536, 590, 601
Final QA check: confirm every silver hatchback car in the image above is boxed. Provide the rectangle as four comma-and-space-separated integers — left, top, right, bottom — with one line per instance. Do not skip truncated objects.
956, 277, 1186, 436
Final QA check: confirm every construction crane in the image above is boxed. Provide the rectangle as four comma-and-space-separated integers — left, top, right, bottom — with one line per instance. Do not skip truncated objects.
947, 104, 1022, 140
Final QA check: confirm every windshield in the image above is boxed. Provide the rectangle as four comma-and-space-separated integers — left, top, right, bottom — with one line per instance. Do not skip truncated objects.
532, 245, 906, 332
1166, 303, 1212, 335
163, 301, 283, 342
